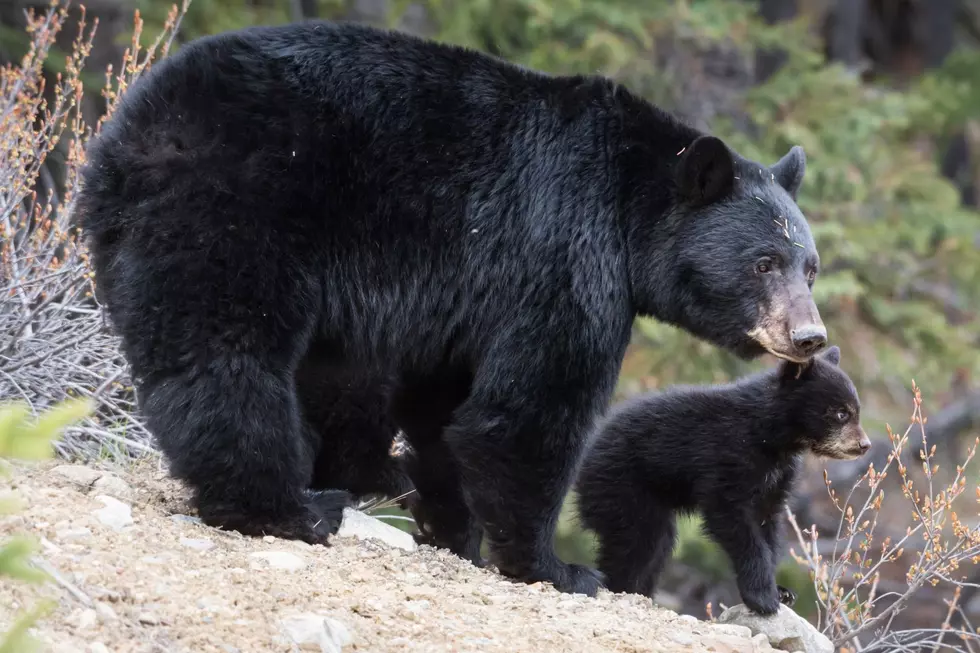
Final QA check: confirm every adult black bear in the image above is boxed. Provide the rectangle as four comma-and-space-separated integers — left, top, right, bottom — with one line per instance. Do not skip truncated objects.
75, 20, 827, 596
575, 345, 869, 612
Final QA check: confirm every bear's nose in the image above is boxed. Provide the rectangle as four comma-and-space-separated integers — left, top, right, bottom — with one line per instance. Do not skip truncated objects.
790, 324, 827, 357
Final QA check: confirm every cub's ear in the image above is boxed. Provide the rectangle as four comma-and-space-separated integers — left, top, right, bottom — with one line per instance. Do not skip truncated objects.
676, 135, 735, 205
820, 344, 841, 366
771, 145, 806, 199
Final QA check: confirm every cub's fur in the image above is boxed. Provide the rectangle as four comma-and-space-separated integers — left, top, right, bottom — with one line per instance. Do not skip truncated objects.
576, 345, 869, 614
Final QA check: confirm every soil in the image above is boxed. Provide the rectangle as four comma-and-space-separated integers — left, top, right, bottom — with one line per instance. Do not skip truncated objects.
0, 459, 776, 653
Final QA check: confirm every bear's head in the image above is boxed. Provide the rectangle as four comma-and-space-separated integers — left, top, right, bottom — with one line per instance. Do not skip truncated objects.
776, 345, 870, 460
630, 135, 826, 364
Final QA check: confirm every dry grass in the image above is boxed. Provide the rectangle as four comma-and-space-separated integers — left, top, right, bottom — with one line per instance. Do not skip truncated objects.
0, 0, 189, 462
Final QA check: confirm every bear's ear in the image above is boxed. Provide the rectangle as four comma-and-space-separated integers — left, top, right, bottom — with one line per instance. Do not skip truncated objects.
771, 145, 806, 199
820, 344, 841, 366
676, 135, 735, 205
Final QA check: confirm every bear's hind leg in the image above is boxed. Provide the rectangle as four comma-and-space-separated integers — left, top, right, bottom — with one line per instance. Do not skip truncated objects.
584, 489, 677, 598
144, 355, 353, 544
392, 373, 483, 565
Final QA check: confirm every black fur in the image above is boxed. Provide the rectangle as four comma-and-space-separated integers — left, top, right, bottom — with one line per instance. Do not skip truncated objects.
74, 20, 824, 596
575, 345, 869, 614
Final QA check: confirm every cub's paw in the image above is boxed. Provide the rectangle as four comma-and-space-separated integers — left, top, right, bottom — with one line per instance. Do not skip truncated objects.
777, 584, 797, 608
741, 584, 781, 616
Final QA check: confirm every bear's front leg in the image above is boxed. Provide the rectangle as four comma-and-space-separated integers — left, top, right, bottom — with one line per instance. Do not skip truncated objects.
704, 502, 781, 615
441, 350, 617, 597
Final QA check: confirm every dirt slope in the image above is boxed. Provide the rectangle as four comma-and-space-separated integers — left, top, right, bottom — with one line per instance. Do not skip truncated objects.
0, 460, 775, 652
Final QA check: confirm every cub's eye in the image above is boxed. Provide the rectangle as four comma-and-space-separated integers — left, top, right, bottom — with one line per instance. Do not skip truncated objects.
835, 409, 849, 422
756, 259, 772, 274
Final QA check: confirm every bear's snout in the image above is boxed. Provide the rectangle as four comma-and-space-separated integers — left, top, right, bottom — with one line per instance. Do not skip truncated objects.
790, 323, 827, 358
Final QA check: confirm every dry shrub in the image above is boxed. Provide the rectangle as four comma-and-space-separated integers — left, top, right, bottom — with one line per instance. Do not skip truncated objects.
788, 382, 980, 652
0, 0, 189, 461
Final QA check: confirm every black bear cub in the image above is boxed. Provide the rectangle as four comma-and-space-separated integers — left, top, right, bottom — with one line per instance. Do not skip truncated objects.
575, 345, 869, 614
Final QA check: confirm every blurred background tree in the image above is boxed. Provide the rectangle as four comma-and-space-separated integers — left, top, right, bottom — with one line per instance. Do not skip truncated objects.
2, 0, 979, 634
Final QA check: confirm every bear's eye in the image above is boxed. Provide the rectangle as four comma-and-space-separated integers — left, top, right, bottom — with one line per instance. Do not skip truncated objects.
756, 259, 772, 274
835, 409, 849, 422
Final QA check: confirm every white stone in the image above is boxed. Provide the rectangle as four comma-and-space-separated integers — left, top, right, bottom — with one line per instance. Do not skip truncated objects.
717, 604, 833, 653
56, 526, 92, 541
91, 495, 133, 531
67, 608, 98, 630
669, 631, 695, 646
92, 473, 133, 501
712, 623, 755, 639
94, 602, 117, 622
335, 508, 416, 552
279, 613, 352, 653
180, 537, 215, 552
51, 465, 101, 487
249, 551, 308, 572
138, 612, 162, 625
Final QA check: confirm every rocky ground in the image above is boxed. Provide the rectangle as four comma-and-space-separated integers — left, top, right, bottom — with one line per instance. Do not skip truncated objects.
0, 459, 786, 653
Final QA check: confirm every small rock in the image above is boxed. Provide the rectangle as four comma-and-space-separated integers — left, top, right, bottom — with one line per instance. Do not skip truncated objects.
92, 473, 133, 501
399, 600, 429, 620
169, 514, 204, 526
718, 604, 833, 653
249, 551, 308, 572
279, 613, 352, 653
67, 608, 98, 630
751, 633, 773, 650
56, 526, 92, 541
713, 624, 754, 639
138, 612, 163, 625
94, 602, 117, 622
180, 537, 215, 552
463, 638, 493, 647
51, 465, 102, 488
39, 537, 61, 553
88, 644, 110, 653
699, 634, 753, 653
335, 508, 416, 551
91, 495, 133, 531
669, 631, 694, 646
263, 535, 276, 542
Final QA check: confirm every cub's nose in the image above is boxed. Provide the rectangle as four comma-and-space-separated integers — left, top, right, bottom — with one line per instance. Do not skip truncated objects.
790, 324, 827, 357
858, 431, 872, 454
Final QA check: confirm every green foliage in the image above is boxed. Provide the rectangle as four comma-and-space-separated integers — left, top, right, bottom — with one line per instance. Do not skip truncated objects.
412, 0, 980, 417
0, 399, 92, 653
